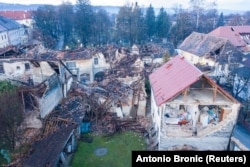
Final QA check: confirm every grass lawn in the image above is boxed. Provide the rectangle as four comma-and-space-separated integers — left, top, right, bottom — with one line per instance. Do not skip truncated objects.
71, 131, 146, 167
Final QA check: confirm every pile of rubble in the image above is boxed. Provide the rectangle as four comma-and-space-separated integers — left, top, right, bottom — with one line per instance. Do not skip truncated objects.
90, 112, 148, 136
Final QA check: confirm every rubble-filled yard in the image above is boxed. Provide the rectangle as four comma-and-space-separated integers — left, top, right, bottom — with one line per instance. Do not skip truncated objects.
71, 131, 146, 167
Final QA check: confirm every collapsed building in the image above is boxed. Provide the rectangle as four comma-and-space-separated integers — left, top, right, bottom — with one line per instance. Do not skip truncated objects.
0, 43, 158, 166
149, 55, 241, 150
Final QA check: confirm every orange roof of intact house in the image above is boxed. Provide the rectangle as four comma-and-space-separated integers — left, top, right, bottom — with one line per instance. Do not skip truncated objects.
209, 26, 250, 47
0, 11, 33, 20
149, 55, 203, 106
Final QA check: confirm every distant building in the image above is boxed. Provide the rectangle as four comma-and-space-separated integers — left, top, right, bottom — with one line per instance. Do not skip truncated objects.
0, 10, 34, 27
209, 26, 250, 53
0, 24, 8, 48
0, 16, 28, 47
178, 32, 243, 85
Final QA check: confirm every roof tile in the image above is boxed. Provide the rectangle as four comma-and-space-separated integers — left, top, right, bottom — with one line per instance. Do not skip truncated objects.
149, 55, 203, 106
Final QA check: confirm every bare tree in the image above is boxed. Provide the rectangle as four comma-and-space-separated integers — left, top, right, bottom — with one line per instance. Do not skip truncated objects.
231, 67, 250, 99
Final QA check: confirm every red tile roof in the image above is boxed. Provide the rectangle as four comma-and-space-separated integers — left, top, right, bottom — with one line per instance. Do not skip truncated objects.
209, 26, 250, 47
149, 55, 203, 106
0, 11, 33, 20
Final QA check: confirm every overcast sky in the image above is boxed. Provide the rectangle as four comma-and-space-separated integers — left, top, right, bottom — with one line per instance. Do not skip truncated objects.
0, 0, 249, 11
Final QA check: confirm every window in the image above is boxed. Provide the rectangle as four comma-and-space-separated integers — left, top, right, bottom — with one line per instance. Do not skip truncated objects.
94, 58, 98, 65
66, 62, 76, 69
25, 63, 30, 70
0, 62, 4, 73
16, 66, 20, 70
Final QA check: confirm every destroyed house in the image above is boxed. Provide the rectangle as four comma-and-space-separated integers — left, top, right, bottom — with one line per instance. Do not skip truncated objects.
149, 55, 240, 150
42, 49, 110, 83
209, 26, 250, 53
140, 43, 174, 65
22, 89, 90, 167
23, 124, 78, 167
0, 59, 73, 118
178, 32, 243, 84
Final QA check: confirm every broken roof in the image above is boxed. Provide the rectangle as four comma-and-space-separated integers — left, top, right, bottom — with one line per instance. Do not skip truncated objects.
209, 26, 250, 47
178, 31, 243, 64
149, 55, 203, 106
178, 32, 228, 56
23, 124, 76, 167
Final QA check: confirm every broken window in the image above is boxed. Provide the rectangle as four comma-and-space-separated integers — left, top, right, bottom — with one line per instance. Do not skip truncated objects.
30, 61, 40, 67
94, 58, 98, 65
215, 47, 221, 55
25, 63, 30, 71
66, 62, 76, 69
80, 73, 90, 83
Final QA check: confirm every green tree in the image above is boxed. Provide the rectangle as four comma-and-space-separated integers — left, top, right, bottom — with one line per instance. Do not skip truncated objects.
155, 7, 171, 40
216, 12, 225, 27
198, 8, 218, 33
0, 81, 23, 151
75, 0, 94, 47
145, 4, 155, 40
189, 0, 217, 32
130, 3, 147, 44
92, 9, 112, 46
115, 5, 132, 44
170, 7, 194, 47
227, 14, 244, 26
244, 11, 250, 25
115, 3, 146, 45
58, 2, 74, 47
33, 5, 58, 48
189, 0, 205, 29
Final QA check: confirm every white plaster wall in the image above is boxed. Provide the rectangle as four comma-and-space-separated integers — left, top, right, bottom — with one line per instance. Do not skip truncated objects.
8, 29, 22, 46
76, 59, 93, 81
186, 105, 200, 128
32, 61, 56, 83
17, 19, 34, 27
0, 31, 9, 48
159, 103, 240, 150
39, 83, 63, 118
180, 50, 215, 66
151, 89, 161, 136
152, 58, 163, 64
93, 52, 110, 75
2, 61, 57, 85
3, 61, 28, 76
